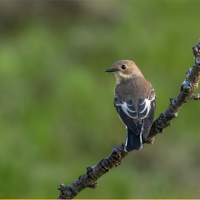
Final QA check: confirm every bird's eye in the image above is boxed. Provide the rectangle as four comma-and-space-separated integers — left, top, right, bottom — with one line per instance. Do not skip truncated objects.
121, 65, 126, 69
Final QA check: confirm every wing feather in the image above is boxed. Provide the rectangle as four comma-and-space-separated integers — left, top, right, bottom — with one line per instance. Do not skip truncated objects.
114, 87, 156, 140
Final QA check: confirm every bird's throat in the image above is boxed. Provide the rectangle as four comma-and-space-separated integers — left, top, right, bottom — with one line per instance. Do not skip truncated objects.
114, 72, 136, 85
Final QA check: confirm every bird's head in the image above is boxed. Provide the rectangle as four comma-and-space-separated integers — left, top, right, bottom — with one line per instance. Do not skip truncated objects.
106, 60, 143, 84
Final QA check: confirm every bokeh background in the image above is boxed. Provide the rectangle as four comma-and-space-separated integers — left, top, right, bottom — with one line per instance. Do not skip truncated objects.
1, 1, 200, 198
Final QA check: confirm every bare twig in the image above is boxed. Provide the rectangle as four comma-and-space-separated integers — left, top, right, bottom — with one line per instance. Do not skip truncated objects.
58, 144, 128, 199
58, 39, 200, 199
145, 39, 200, 140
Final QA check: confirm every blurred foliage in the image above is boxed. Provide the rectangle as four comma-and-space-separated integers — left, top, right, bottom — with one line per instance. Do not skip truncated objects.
0, 1, 200, 198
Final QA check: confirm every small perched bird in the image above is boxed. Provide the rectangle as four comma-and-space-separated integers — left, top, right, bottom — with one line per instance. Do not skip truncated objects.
106, 60, 156, 152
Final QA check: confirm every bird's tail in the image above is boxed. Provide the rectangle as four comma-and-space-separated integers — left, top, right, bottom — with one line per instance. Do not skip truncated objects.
125, 128, 143, 152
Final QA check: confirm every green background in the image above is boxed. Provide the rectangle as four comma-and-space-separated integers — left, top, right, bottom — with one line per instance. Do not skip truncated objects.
1, 1, 200, 198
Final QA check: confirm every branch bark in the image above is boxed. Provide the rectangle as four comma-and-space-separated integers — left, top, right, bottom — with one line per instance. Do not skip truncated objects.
58, 39, 200, 199
191, 93, 200, 100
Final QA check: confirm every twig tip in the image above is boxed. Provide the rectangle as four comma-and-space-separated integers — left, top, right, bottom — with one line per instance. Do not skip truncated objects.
58, 183, 66, 191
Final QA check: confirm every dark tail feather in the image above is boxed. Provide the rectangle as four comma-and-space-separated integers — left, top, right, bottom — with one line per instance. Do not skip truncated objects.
125, 128, 143, 152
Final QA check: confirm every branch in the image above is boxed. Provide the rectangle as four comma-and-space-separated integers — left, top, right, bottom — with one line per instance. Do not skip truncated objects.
58, 144, 128, 199
145, 39, 200, 140
57, 39, 200, 199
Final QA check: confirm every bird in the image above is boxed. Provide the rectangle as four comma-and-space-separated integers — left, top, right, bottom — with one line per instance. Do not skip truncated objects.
106, 60, 156, 152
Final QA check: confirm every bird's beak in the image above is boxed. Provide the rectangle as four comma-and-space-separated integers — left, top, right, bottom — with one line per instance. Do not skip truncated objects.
105, 67, 118, 72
